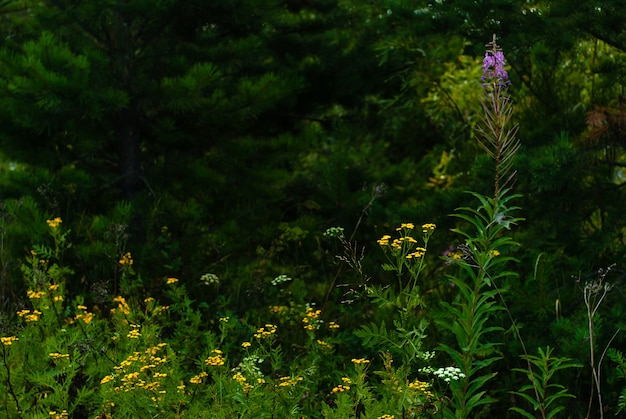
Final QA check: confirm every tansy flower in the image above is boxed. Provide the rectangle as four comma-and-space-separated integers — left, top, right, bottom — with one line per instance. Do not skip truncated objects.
166, 277, 178, 284
190, 371, 208, 384
332, 384, 350, 393
100, 375, 115, 384
278, 376, 303, 387
118, 252, 133, 266
46, 217, 62, 229
205, 350, 225, 366
422, 223, 436, 233
1, 336, 18, 346
254, 324, 277, 339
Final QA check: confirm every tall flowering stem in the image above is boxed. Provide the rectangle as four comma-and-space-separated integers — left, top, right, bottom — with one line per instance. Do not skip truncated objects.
477, 35, 520, 200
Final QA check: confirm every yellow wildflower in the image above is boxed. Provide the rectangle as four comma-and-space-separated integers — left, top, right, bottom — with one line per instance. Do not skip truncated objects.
421, 223, 436, 233
377, 234, 391, 246
205, 349, 225, 366
351, 358, 370, 365
254, 324, 277, 339
100, 375, 115, 385
406, 247, 426, 259
242, 341, 252, 348
166, 277, 178, 284
118, 252, 133, 266
278, 376, 303, 387
46, 217, 62, 229
27, 290, 45, 299
396, 223, 414, 230
1, 336, 18, 346
190, 372, 208, 384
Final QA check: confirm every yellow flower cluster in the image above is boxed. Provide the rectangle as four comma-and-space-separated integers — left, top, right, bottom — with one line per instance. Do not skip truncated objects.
112, 296, 131, 316
118, 252, 133, 266
74, 305, 93, 325
378, 415, 394, 419
328, 321, 340, 329
233, 372, 254, 392
105, 343, 168, 393
406, 247, 426, 259
242, 341, 252, 348
46, 217, 62, 229
0, 336, 18, 346
100, 375, 115, 385
489, 249, 501, 257
377, 234, 416, 251
17, 309, 42, 322
422, 223, 436, 233
254, 324, 277, 339
27, 290, 45, 299
376, 235, 391, 246
278, 376, 303, 387
205, 349, 225, 366
408, 379, 434, 397
396, 223, 415, 230
190, 372, 208, 384
332, 377, 352, 393
127, 325, 141, 339
166, 277, 178, 284
49, 352, 70, 360
351, 358, 370, 365
48, 410, 68, 419
302, 307, 322, 331
316, 339, 332, 350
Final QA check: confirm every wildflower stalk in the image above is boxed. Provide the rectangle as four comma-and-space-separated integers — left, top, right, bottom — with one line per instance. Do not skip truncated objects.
437, 36, 524, 417
581, 266, 619, 419
476, 34, 520, 200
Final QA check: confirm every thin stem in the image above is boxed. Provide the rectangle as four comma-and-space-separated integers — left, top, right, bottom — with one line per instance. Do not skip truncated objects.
1, 343, 21, 415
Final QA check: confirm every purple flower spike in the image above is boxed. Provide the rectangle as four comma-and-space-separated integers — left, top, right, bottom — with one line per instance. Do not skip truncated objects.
481, 48, 510, 87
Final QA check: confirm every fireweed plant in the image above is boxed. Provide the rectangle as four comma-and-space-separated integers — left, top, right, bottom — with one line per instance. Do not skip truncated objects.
434, 36, 581, 419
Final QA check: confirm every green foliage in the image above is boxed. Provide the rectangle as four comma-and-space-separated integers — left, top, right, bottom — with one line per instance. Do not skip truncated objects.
436, 190, 522, 417
510, 346, 582, 419
0, 1, 625, 417
608, 348, 626, 414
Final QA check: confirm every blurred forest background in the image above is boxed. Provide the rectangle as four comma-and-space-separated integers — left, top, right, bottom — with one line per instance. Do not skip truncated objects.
0, 0, 626, 416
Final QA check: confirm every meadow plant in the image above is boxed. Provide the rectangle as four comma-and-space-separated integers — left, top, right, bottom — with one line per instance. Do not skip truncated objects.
434, 36, 523, 417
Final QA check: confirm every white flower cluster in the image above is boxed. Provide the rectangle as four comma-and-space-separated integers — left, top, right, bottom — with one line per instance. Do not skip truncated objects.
232, 354, 265, 380
323, 226, 345, 239
200, 273, 219, 286
271, 274, 292, 286
433, 366, 466, 383
417, 351, 436, 361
